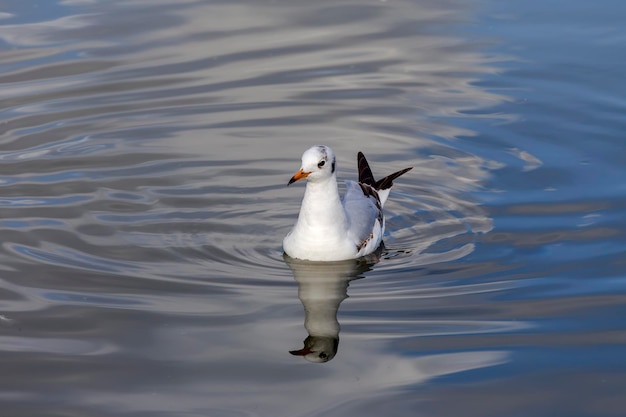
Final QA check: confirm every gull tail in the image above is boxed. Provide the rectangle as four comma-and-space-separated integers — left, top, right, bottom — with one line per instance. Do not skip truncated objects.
357, 151, 412, 206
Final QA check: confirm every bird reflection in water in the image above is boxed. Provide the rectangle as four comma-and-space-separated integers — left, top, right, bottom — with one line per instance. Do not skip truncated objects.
284, 251, 380, 363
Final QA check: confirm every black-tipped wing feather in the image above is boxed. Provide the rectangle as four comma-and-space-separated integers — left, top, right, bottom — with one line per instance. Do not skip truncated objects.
375, 167, 413, 190
357, 151, 412, 191
357, 152, 376, 187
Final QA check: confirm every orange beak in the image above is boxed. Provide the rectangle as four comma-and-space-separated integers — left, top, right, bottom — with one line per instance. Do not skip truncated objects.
288, 169, 310, 185
289, 347, 313, 356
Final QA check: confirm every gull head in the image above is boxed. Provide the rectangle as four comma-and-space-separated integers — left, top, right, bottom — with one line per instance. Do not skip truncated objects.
289, 335, 338, 363
288, 145, 336, 185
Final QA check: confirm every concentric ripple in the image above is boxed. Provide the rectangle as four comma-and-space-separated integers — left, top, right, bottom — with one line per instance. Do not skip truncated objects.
0, 1, 500, 297
6, 1, 610, 417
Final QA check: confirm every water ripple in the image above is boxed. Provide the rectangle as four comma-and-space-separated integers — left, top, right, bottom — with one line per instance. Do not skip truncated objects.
9, 243, 142, 274
0, 2, 507, 324
1, 1, 623, 416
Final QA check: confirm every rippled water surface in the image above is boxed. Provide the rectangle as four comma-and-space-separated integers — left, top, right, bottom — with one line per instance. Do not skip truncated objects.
1, 1, 625, 416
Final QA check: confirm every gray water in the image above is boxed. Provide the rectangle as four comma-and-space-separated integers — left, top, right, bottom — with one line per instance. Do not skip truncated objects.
1, 1, 625, 416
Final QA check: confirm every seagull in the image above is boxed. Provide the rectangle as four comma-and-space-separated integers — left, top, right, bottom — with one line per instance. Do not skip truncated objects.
283, 145, 412, 261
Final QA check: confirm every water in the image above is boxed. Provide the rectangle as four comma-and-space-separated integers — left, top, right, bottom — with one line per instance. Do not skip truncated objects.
0, 1, 625, 416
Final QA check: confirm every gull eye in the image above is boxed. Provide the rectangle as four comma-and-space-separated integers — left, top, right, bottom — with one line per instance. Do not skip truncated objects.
318, 160, 326, 168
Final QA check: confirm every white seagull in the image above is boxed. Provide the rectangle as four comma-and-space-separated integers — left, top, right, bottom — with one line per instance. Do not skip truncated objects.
283, 145, 412, 261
